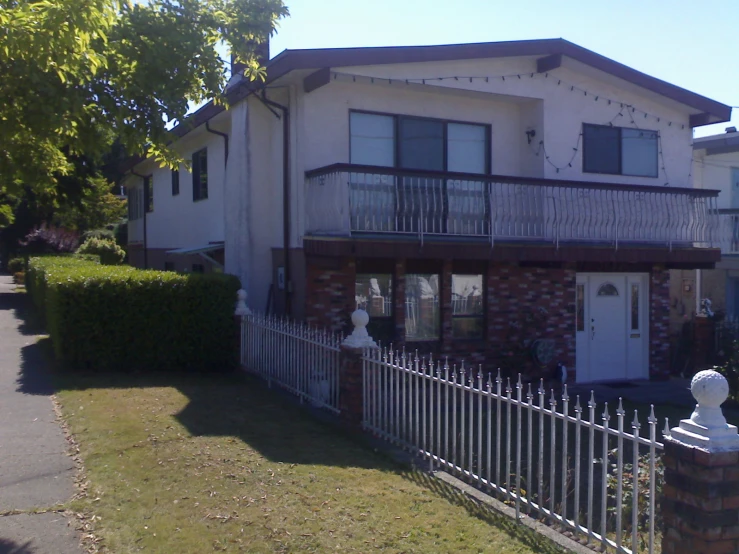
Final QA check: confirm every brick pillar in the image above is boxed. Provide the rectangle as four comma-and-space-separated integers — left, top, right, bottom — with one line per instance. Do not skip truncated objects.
339, 345, 364, 427
662, 442, 739, 554
662, 370, 739, 554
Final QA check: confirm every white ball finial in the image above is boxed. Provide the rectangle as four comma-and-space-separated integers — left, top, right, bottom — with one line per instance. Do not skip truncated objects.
342, 308, 378, 349
669, 368, 739, 452
234, 289, 251, 317
691, 370, 729, 409
351, 309, 369, 329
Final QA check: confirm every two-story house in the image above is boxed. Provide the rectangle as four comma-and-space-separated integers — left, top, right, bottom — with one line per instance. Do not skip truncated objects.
123, 38, 731, 383
669, 129, 739, 327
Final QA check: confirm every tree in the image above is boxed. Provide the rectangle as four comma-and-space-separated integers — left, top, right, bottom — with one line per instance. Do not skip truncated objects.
0, 0, 289, 226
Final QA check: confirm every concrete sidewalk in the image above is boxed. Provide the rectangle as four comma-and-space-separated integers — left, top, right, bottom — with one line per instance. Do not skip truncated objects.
0, 275, 81, 553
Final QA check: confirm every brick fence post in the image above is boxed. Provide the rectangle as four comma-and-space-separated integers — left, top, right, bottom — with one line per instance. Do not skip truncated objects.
339, 309, 378, 428
662, 369, 739, 554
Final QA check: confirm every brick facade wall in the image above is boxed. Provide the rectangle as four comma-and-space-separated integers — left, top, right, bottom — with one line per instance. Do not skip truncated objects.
304, 255, 668, 382
305, 257, 356, 334
650, 267, 671, 379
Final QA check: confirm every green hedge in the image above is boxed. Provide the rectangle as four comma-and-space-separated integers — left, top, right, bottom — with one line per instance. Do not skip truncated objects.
27, 256, 241, 371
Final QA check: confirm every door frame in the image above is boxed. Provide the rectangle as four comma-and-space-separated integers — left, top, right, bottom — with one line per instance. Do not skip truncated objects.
575, 272, 650, 383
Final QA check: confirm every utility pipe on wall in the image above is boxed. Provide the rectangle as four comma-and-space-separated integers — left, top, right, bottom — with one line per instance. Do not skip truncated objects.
258, 91, 292, 317
205, 121, 229, 163
696, 269, 702, 315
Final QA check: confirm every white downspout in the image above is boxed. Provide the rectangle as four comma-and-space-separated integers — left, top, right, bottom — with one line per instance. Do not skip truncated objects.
696, 269, 702, 315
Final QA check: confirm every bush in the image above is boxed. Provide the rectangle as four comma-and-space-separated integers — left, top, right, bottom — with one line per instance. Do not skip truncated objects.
80, 228, 115, 243
7, 257, 24, 273
77, 237, 125, 265
26, 256, 241, 372
13, 271, 25, 285
21, 224, 80, 254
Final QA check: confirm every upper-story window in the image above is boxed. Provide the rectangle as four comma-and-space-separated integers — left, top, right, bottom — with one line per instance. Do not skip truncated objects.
171, 168, 180, 196
127, 186, 141, 221
350, 111, 489, 174
583, 123, 658, 178
144, 176, 153, 213
192, 148, 208, 201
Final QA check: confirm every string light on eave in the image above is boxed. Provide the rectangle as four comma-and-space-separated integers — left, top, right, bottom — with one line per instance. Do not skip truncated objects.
331, 70, 690, 131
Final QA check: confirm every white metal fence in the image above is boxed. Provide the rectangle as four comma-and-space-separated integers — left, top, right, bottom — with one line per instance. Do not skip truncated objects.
240, 313, 342, 413
306, 164, 720, 249
363, 349, 665, 554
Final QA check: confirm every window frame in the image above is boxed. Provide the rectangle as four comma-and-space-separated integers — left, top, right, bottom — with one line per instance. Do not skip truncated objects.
144, 175, 153, 213
127, 186, 141, 221
582, 123, 659, 178
171, 168, 180, 196
349, 109, 492, 174
404, 272, 442, 342
192, 148, 209, 201
451, 273, 485, 340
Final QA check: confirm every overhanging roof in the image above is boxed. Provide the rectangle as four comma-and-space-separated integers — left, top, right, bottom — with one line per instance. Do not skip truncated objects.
230, 38, 731, 126
693, 132, 739, 155
166, 243, 224, 256
125, 38, 731, 173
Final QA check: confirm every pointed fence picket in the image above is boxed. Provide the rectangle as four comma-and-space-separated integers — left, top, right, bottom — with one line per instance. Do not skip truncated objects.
239, 313, 342, 413
362, 349, 665, 554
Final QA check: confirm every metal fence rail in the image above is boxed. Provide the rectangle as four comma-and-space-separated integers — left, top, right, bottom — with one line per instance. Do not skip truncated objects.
363, 349, 665, 554
240, 313, 342, 413
305, 163, 720, 250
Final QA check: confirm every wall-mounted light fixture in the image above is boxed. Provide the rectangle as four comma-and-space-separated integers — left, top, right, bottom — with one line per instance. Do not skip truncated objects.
525, 129, 536, 144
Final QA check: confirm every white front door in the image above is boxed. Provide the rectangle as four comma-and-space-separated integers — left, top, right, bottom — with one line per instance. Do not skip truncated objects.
576, 273, 649, 383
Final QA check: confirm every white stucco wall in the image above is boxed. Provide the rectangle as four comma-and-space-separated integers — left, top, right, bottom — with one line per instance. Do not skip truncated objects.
126, 125, 228, 251
326, 56, 695, 187
146, 131, 227, 249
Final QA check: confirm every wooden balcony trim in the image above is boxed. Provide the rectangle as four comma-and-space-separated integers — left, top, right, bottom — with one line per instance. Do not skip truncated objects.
305, 163, 720, 197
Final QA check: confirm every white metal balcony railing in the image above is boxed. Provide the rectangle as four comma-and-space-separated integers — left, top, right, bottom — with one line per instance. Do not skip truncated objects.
718, 210, 739, 254
305, 164, 721, 249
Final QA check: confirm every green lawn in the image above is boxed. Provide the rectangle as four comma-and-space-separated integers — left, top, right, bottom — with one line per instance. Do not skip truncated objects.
54, 365, 565, 554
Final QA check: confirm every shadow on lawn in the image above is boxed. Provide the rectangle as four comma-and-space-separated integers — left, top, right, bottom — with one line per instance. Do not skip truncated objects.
6, 289, 582, 552
0, 538, 35, 554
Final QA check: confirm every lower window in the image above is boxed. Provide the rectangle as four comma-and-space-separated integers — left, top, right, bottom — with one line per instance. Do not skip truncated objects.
452, 274, 484, 339
355, 273, 394, 345
405, 273, 440, 341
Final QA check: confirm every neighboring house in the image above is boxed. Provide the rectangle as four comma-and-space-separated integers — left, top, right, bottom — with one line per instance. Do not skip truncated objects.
669, 129, 739, 330
122, 38, 731, 383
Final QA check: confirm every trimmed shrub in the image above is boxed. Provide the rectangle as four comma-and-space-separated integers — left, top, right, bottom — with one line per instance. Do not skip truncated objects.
26, 257, 240, 372
81, 229, 115, 243
77, 237, 125, 265
13, 272, 25, 284
7, 257, 24, 273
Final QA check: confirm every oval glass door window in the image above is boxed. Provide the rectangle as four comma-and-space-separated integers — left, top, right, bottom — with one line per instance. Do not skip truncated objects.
596, 282, 619, 297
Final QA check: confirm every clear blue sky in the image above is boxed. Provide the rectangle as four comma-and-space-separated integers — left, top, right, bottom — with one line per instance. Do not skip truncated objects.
268, 0, 739, 138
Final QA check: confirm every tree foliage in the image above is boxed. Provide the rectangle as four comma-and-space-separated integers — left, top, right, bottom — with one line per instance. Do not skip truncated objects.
0, 0, 288, 224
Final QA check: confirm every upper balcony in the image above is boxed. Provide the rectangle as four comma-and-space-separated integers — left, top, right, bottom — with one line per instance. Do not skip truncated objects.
718, 210, 739, 255
305, 163, 720, 251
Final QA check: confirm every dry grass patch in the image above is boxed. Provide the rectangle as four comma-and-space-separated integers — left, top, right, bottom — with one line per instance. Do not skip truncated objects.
56, 370, 564, 554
